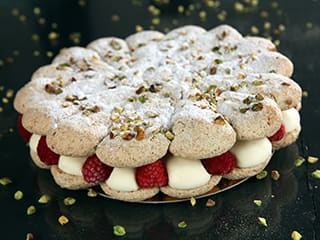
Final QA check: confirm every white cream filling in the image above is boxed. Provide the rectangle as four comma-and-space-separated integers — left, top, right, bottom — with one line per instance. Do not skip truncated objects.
58, 156, 87, 176
282, 108, 300, 133
166, 156, 211, 190
230, 137, 272, 168
29, 134, 41, 152
106, 167, 139, 192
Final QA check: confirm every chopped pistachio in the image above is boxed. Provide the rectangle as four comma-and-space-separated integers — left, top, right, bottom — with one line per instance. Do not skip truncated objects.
253, 199, 262, 207
214, 59, 223, 64
294, 156, 305, 167
64, 197, 76, 206
151, 18, 160, 25
206, 84, 217, 93
138, 95, 147, 103
120, 123, 129, 131
14, 190, 24, 200
199, 11, 207, 21
311, 169, 320, 179
136, 86, 146, 94
252, 80, 264, 86
110, 39, 122, 50
251, 103, 263, 112
238, 72, 246, 79
271, 170, 280, 180
111, 14, 120, 22
37, 194, 50, 204
206, 198, 216, 207
113, 225, 126, 236
225, 68, 231, 74
135, 126, 145, 141
78, 0, 86, 7
0, 177, 12, 186
26, 233, 34, 240
165, 130, 175, 140
114, 106, 124, 113
178, 221, 187, 228
146, 111, 159, 118
307, 156, 318, 164
58, 215, 69, 225
255, 93, 264, 101
126, 96, 136, 103
46, 51, 53, 58
69, 32, 81, 44
256, 170, 268, 180
82, 109, 91, 116
33, 7, 41, 15
87, 188, 98, 197
302, 91, 308, 97
111, 115, 120, 123
152, 128, 161, 135
217, 10, 227, 22
258, 217, 268, 227
212, 46, 220, 52
250, 25, 259, 35
109, 131, 116, 139
2, 97, 9, 104
240, 107, 249, 113
278, 24, 286, 33
274, 40, 280, 46
190, 197, 196, 206
177, 5, 184, 13
291, 230, 302, 240
27, 205, 36, 215
11, 8, 20, 16
210, 66, 217, 75
264, 21, 271, 30
243, 96, 253, 105
19, 15, 27, 22
234, 2, 244, 12
214, 116, 226, 125
135, 25, 143, 32
230, 84, 240, 92
148, 5, 161, 16
48, 31, 59, 40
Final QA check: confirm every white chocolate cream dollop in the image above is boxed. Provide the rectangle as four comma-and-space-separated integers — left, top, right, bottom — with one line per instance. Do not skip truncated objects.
106, 167, 139, 192
282, 108, 300, 133
29, 134, 41, 152
58, 156, 87, 176
230, 138, 272, 168
166, 156, 211, 190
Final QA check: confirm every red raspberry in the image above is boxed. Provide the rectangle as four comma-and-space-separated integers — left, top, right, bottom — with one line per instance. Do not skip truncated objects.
82, 155, 113, 184
202, 151, 236, 175
268, 124, 286, 142
37, 136, 59, 165
136, 160, 168, 188
17, 115, 32, 142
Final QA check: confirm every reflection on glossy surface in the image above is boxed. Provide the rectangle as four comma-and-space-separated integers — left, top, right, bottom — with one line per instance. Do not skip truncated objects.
31, 145, 303, 240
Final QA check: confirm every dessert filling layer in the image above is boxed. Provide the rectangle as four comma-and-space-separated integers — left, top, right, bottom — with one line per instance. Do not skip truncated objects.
230, 137, 272, 168
282, 108, 300, 133
166, 156, 211, 190
58, 156, 87, 176
106, 167, 139, 192
29, 134, 41, 152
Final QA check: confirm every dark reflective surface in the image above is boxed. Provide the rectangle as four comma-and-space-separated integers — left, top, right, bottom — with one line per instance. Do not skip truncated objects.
0, 0, 319, 239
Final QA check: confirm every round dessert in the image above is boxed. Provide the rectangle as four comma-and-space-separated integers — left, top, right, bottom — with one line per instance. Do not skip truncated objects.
14, 25, 302, 202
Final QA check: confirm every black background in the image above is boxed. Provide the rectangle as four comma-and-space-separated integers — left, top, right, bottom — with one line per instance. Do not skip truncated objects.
0, 0, 319, 239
